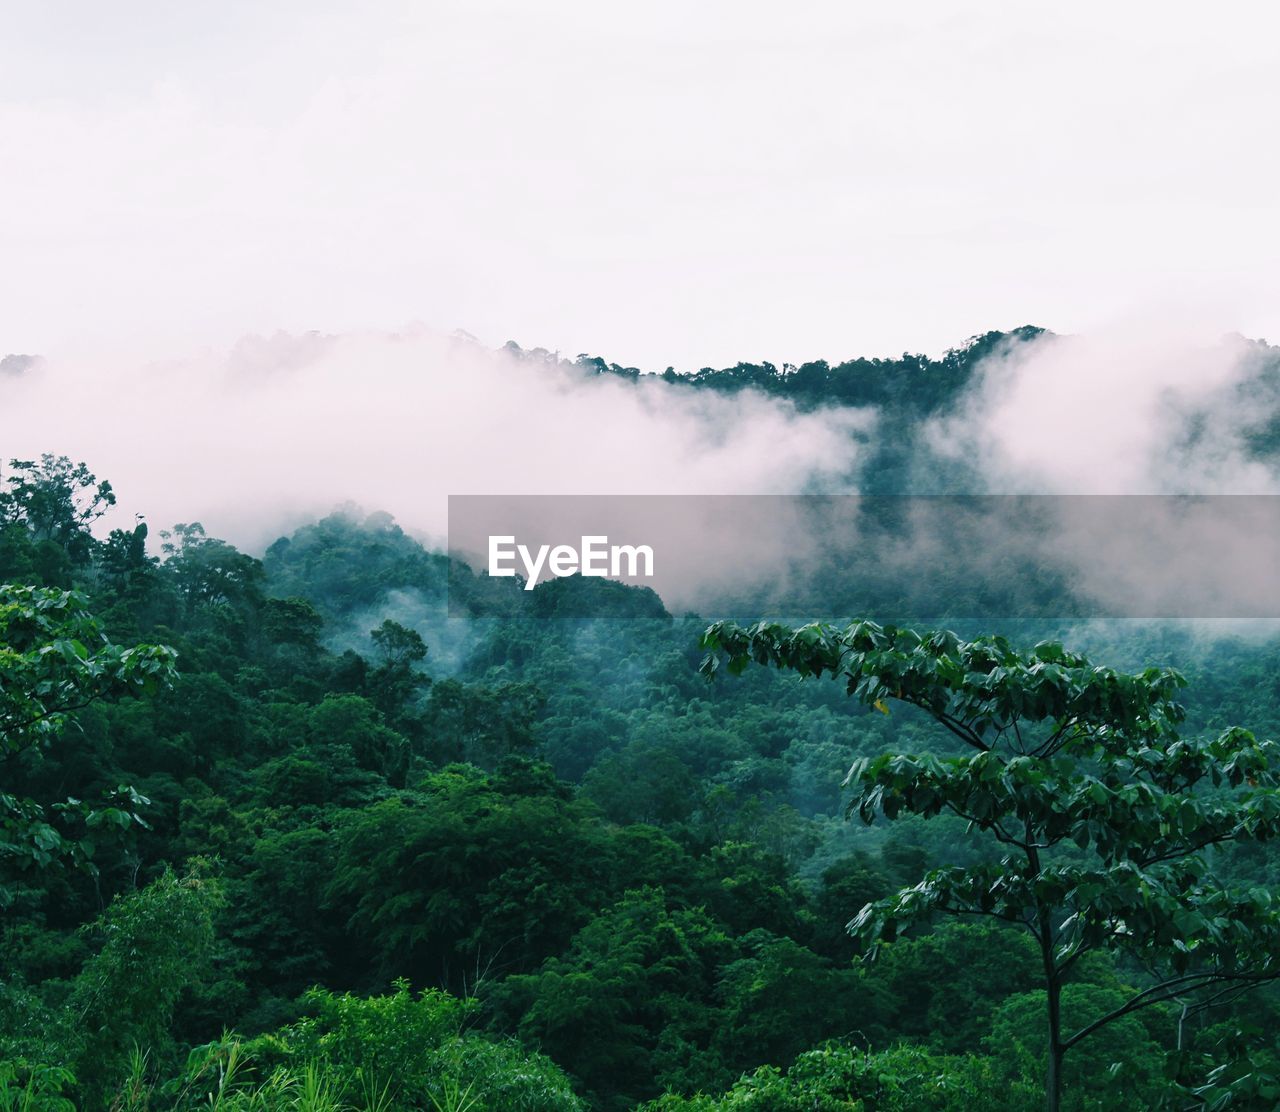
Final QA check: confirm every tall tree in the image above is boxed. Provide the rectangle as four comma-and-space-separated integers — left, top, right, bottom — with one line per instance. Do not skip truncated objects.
0, 455, 115, 556
701, 618, 1280, 1111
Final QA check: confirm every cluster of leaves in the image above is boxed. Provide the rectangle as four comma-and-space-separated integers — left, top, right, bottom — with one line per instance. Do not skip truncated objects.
0, 583, 176, 903
157, 983, 585, 1112
638, 1042, 1040, 1112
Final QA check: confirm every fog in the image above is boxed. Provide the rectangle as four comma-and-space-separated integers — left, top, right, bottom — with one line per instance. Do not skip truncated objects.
5, 319, 1279, 623
0, 327, 873, 552
6, 1, 1280, 622
928, 325, 1280, 495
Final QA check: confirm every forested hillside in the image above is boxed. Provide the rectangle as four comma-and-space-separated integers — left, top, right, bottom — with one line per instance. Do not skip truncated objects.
5, 332, 1280, 1110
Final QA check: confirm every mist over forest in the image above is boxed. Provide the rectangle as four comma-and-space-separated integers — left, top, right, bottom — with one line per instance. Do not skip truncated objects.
5, 325, 1280, 1110
8, 0, 1280, 1104
7, 320, 1280, 553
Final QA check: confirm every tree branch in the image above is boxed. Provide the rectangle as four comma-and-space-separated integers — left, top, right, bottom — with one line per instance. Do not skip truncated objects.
1063, 971, 1279, 1051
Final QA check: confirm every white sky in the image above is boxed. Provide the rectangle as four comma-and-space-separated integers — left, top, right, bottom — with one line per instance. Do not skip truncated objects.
3, 0, 1279, 370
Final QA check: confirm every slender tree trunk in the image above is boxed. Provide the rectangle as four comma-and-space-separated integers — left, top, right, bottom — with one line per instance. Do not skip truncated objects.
1029, 840, 1064, 1112
1045, 970, 1063, 1112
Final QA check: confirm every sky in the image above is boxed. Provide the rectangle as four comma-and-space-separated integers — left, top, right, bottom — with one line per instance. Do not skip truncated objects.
4, 0, 1280, 371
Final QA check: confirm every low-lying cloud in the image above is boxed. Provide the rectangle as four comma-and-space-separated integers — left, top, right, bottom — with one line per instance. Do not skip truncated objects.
928, 325, 1280, 495
0, 327, 873, 553
5, 321, 1280, 624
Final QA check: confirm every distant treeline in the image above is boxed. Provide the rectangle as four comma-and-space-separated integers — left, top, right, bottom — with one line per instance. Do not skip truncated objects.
505, 326, 1046, 416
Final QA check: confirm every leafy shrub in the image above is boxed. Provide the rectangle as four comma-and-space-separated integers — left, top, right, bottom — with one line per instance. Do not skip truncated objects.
159, 983, 583, 1111
640, 1042, 1039, 1111
0, 1060, 76, 1112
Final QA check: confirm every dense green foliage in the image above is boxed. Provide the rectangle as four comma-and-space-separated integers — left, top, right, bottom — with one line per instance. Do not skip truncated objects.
701, 619, 1280, 1109
4, 413, 1280, 1109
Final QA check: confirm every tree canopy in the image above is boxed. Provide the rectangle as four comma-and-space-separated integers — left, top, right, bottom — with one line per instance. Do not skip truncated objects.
4, 443, 1280, 1108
